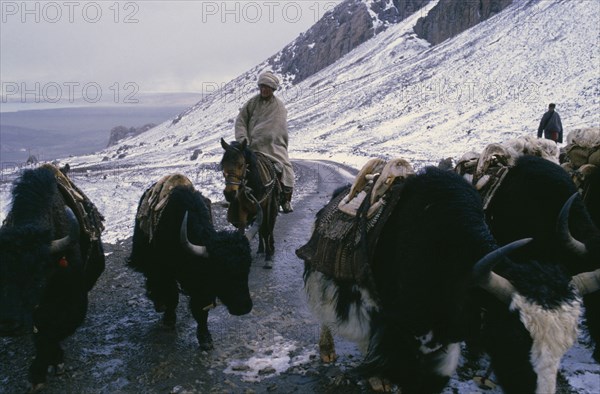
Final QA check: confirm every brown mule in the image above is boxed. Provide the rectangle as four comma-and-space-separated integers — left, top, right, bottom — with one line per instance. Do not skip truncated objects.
220, 138, 281, 265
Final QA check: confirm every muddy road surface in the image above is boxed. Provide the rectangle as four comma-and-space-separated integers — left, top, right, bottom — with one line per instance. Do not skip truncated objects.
1, 160, 597, 394
1, 161, 370, 394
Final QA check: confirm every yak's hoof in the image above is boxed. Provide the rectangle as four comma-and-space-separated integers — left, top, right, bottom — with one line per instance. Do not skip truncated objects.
49, 363, 66, 376
197, 331, 214, 351
368, 376, 392, 392
29, 364, 47, 392
163, 311, 176, 328
153, 301, 167, 313
320, 351, 337, 363
28, 382, 46, 393
473, 376, 497, 390
263, 260, 273, 269
281, 201, 294, 213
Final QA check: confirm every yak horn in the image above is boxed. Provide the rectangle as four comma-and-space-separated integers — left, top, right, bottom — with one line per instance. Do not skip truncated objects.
50, 207, 79, 254
557, 193, 587, 256
180, 211, 209, 257
473, 238, 532, 304
572, 269, 600, 296
480, 272, 517, 305
245, 196, 262, 241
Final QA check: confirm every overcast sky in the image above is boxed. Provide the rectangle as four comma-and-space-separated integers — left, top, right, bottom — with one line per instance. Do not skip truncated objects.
0, 0, 341, 104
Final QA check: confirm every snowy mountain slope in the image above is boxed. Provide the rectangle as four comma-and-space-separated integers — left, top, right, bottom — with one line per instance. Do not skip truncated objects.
2, 0, 599, 241
62, 0, 599, 174
1, 1, 599, 391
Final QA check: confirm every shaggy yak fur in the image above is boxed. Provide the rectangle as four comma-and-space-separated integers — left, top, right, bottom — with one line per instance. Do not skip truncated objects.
467, 155, 600, 393
301, 167, 515, 392
0, 167, 105, 389
129, 184, 253, 350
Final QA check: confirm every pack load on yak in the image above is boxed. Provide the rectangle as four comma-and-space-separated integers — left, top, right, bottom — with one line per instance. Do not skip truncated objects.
560, 127, 600, 223
297, 157, 414, 288
297, 158, 537, 392
0, 164, 105, 391
455, 135, 559, 208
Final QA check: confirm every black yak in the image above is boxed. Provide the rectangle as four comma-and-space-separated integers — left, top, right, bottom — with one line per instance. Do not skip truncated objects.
469, 155, 600, 392
129, 174, 257, 350
298, 166, 541, 392
0, 165, 105, 390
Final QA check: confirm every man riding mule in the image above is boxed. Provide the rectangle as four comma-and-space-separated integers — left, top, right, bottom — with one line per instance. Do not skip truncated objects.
221, 138, 280, 267
234, 70, 295, 213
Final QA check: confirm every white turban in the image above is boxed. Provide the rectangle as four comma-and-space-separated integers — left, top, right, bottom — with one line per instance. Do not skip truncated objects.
258, 71, 280, 90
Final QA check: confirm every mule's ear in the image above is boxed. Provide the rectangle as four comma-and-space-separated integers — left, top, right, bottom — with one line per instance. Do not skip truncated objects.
221, 138, 229, 150
241, 138, 248, 150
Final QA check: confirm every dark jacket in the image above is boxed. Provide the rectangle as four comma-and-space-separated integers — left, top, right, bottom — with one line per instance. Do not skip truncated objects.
537, 109, 563, 143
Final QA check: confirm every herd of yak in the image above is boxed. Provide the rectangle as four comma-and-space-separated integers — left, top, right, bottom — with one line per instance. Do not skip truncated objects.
1, 130, 599, 393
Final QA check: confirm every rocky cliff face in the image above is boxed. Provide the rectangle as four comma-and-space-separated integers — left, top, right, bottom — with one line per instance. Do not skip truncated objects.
107, 124, 156, 147
268, 0, 513, 86
268, 0, 430, 85
414, 0, 513, 45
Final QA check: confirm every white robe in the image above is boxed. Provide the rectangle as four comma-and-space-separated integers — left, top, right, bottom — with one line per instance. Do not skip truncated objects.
235, 94, 295, 188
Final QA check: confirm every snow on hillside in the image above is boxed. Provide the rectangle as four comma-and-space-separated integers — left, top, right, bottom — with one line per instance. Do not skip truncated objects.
63, 0, 600, 170
6, 0, 589, 243
1, 1, 599, 391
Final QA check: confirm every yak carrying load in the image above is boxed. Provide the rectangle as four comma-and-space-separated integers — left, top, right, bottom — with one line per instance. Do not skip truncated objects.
560, 127, 600, 226
0, 164, 105, 390
296, 157, 415, 289
296, 158, 544, 392
454, 137, 600, 393
455, 135, 559, 209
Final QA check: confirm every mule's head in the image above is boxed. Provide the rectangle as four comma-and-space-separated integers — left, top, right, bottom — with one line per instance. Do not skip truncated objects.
220, 138, 248, 203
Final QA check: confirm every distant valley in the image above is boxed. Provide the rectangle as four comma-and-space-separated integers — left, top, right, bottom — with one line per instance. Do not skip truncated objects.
0, 105, 193, 163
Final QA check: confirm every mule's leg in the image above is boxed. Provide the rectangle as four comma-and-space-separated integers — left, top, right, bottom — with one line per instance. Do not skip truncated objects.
264, 233, 274, 264
262, 227, 273, 268
190, 297, 213, 351
257, 234, 265, 254
267, 233, 275, 260
319, 325, 337, 363
263, 234, 273, 267
263, 199, 277, 265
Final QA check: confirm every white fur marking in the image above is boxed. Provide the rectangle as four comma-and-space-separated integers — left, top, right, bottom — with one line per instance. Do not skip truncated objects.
435, 343, 460, 377
416, 331, 443, 355
511, 293, 581, 394
304, 270, 378, 352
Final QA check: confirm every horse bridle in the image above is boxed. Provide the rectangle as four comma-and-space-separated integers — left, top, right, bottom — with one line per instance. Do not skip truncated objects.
223, 147, 279, 205
223, 164, 248, 187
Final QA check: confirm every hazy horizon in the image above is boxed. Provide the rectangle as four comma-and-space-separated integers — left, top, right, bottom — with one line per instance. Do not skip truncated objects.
1, 1, 343, 105
0, 90, 203, 113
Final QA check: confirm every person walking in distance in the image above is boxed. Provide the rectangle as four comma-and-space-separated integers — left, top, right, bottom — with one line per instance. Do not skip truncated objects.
537, 103, 563, 143
235, 71, 295, 213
